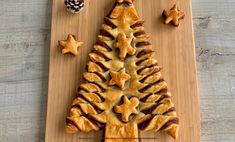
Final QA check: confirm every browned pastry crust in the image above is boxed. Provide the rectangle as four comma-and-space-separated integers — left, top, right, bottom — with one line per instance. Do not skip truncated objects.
109, 68, 131, 89
66, 0, 179, 141
58, 34, 83, 55
113, 33, 136, 60
162, 4, 185, 27
114, 96, 139, 122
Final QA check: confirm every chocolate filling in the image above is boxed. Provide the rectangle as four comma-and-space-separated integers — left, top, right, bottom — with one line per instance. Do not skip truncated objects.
94, 72, 107, 82
73, 94, 88, 104
136, 49, 154, 58
156, 95, 169, 103
136, 41, 151, 47
139, 116, 179, 131
162, 107, 176, 115
138, 114, 154, 130
95, 41, 112, 51
141, 95, 169, 114
69, 97, 105, 128
162, 11, 167, 20
78, 82, 106, 93
159, 117, 179, 131
100, 29, 115, 40
139, 93, 153, 102
134, 31, 146, 37
94, 92, 106, 102
70, 104, 83, 113
66, 118, 80, 130
136, 58, 148, 66
83, 72, 106, 83
155, 88, 168, 95
90, 82, 106, 92
77, 86, 88, 93
104, 18, 117, 29
72, 97, 104, 114
77, 91, 105, 104
96, 62, 109, 72
67, 109, 104, 129
90, 50, 111, 61
85, 114, 105, 129
137, 63, 158, 75
140, 89, 168, 102
131, 20, 145, 28
82, 72, 105, 83
138, 78, 164, 93
139, 68, 161, 83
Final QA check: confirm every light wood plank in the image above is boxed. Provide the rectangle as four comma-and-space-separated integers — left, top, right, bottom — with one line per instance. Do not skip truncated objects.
0, 0, 235, 142
46, 0, 200, 142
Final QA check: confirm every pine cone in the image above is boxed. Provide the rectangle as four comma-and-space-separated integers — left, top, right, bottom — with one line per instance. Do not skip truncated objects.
65, 0, 85, 14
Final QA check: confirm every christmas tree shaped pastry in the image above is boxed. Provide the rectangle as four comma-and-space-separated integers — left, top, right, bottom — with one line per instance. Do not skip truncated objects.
66, 0, 179, 141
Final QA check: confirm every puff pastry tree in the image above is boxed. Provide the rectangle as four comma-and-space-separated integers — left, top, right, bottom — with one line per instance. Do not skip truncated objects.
66, 0, 179, 141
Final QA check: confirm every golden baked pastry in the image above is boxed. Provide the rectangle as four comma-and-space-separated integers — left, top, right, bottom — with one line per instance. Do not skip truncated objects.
162, 4, 185, 27
109, 68, 131, 89
58, 34, 83, 56
66, 0, 179, 141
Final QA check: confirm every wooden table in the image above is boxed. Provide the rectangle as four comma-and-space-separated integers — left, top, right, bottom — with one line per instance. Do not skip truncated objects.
0, 0, 234, 142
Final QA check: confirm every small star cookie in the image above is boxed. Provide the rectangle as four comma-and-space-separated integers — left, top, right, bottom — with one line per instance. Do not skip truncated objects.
162, 4, 185, 27
113, 33, 136, 60
109, 68, 131, 89
58, 34, 83, 56
114, 96, 139, 122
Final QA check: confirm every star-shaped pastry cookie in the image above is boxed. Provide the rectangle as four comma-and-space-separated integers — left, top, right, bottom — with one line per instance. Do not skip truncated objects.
114, 96, 139, 122
162, 4, 185, 27
109, 68, 131, 89
113, 33, 136, 60
58, 34, 83, 56
109, 6, 139, 28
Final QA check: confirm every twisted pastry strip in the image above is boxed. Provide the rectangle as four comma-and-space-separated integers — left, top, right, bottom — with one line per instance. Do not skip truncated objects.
131, 21, 179, 139
66, 40, 112, 133
138, 115, 179, 139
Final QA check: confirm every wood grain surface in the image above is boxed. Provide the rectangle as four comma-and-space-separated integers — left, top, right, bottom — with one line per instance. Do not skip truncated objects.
0, 0, 234, 142
45, 0, 200, 142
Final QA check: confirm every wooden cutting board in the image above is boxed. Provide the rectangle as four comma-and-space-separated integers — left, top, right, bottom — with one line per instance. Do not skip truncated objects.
45, 0, 200, 142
